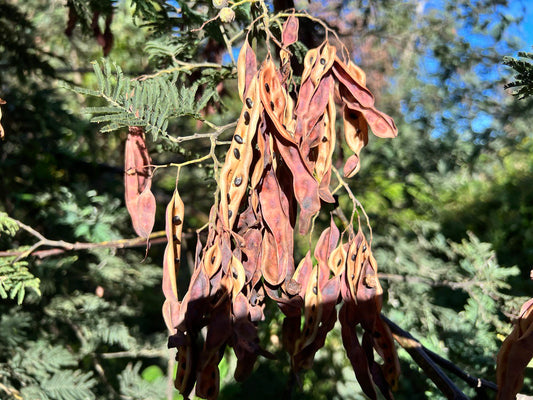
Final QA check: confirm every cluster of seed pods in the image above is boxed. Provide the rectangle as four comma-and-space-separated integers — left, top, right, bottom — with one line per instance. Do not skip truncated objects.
162, 17, 400, 400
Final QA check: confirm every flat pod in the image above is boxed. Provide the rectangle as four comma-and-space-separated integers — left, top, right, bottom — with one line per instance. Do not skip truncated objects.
162, 189, 184, 302
296, 265, 323, 352
124, 127, 156, 238
195, 361, 220, 400
237, 38, 257, 101
204, 241, 222, 278
497, 298, 533, 400
260, 229, 281, 286
339, 85, 397, 139
281, 15, 299, 47
229, 256, 246, 301
310, 43, 336, 87
174, 341, 195, 397
292, 251, 313, 299
219, 75, 263, 229
273, 135, 321, 235
347, 60, 366, 86
340, 303, 378, 400
301, 47, 319, 84
259, 58, 295, 143
258, 164, 294, 286
373, 317, 401, 390
332, 57, 375, 109
328, 241, 347, 276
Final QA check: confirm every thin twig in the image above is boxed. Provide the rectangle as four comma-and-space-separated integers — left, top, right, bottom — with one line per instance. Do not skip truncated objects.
379, 273, 487, 291
0, 222, 171, 260
99, 349, 167, 359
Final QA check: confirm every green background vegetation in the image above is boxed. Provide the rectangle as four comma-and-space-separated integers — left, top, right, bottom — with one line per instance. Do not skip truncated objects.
1, 0, 533, 399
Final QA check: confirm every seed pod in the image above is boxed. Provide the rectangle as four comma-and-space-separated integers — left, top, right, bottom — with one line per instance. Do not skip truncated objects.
259, 58, 295, 143
219, 75, 263, 229
274, 136, 321, 235
296, 265, 322, 352
340, 303, 378, 399
174, 340, 196, 398
281, 15, 299, 47
237, 38, 257, 102
162, 189, 185, 302
204, 241, 222, 278
258, 165, 294, 286
497, 298, 533, 400
373, 317, 401, 391
342, 106, 368, 178
333, 57, 375, 108
310, 43, 336, 86
124, 127, 156, 238
229, 256, 246, 301
315, 91, 337, 201
260, 229, 280, 286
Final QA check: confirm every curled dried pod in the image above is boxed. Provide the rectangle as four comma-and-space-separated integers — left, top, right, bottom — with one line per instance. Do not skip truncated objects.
310, 43, 336, 87
343, 106, 369, 178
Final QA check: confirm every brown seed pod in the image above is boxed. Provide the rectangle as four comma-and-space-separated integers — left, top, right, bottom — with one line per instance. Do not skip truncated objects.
497, 298, 533, 400
219, 75, 263, 229
124, 127, 156, 238
342, 106, 369, 178
162, 188, 185, 331
259, 58, 295, 143
237, 38, 257, 102
281, 15, 299, 47
258, 164, 294, 286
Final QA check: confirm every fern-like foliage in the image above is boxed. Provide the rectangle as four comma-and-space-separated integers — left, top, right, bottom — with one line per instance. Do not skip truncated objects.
0, 212, 40, 303
504, 51, 533, 99
118, 362, 167, 400
68, 59, 221, 141
0, 257, 41, 304
0, 211, 19, 236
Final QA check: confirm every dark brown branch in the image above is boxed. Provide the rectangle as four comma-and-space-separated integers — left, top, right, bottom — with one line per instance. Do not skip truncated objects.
424, 347, 498, 392
381, 314, 469, 400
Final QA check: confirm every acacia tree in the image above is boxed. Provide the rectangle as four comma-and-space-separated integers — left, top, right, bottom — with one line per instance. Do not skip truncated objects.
1, 0, 532, 399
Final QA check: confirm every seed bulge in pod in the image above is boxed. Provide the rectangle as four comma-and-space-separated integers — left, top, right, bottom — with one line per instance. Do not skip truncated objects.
246, 98, 253, 108
351, 254, 356, 261
265, 83, 270, 93
270, 101, 275, 110
234, 148, 241, 159
234, 176, 243, 186
320, 58, 326, 65
172, 215, 182, 225
244, 111, 250, 125
321, 136, 328, 142
234, 134, 243, 144
313, 286, 318, 295
228, 210, 233, 218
